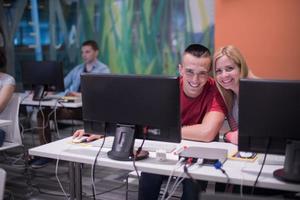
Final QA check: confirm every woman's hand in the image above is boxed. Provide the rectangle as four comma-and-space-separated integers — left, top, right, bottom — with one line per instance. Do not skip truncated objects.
224, 130, 238, 145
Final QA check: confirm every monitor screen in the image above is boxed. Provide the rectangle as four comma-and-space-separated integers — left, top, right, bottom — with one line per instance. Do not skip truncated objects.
21, 61, 65, 100
238, 79, 300, 183
238, 79, 300, 154
81, 74, 181, 160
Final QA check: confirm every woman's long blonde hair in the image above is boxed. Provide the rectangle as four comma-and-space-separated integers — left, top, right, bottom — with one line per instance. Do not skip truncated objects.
213, 45, 249, 112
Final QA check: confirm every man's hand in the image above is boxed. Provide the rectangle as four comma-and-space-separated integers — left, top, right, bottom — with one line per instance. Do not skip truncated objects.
72, 129, 103, 142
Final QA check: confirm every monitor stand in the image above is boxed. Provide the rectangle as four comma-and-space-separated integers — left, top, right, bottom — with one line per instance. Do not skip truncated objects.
273, 140, 300, 183
107, 125, 149, 161
32, 85, 51, 101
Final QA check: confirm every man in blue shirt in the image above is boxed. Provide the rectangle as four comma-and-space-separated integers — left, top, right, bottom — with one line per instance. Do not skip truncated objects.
64, 40, 110, 96
31, 40, 110, 168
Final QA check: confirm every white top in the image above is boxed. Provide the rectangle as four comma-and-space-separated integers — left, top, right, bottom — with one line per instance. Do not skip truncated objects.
0, 73, 15, 89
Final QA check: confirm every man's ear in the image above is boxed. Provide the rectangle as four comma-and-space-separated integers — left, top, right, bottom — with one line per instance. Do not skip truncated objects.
178, 64, 184, 76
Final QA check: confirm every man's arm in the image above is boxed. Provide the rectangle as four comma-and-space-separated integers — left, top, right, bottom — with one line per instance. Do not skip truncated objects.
181, 111, 225, 142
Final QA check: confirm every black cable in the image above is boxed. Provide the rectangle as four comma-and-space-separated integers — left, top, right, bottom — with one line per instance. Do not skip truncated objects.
183, 161, 197, 184
33, 185, 71, 198
20, 92, 31, 104
86, 182, 126, 197
213, 160, 230, 192
132, 127, 147, 180
91, 132, 107, 200
251, 138, 271, 195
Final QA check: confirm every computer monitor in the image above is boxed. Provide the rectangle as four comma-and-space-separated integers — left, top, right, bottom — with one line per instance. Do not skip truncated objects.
81, 74, 181, 161
239, 79, 300, 183
21, 61, 65, 101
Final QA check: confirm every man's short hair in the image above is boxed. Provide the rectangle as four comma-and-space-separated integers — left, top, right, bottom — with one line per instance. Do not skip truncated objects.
82, 40, 99, 51
184, 44, 211, 58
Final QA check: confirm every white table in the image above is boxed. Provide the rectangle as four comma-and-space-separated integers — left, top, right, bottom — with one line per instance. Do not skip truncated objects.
29, 137, 300, 199
19, 93, 82, 108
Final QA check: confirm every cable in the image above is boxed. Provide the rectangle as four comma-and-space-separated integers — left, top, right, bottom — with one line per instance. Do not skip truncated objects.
183, 158, 197, 184
165, 172, 185, 200
20, 91, 31, 105
251, 138, 271, 195
240, 162, 247, 197
161, 158, 186, 200
165, 160, 194, 200
91, 132, 107, 200
132, 126, 147, 180
55, 143, 73, 200
214, 160, 230, 192
85, 182, 126, 197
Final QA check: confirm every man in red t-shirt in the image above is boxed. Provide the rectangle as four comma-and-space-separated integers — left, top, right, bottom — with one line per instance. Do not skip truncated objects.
138, 44, 226, 200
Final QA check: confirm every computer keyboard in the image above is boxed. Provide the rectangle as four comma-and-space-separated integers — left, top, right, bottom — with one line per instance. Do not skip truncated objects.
134, 139, 177, 153
257, 154, 285, 165
93, 137, 177, 153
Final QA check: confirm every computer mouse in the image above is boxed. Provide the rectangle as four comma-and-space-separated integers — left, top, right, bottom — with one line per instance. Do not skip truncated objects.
72, 136, 89, 143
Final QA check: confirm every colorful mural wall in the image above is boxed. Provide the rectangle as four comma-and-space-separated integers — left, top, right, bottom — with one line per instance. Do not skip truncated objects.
12, 0, 214, 78
78, 0, 214, 75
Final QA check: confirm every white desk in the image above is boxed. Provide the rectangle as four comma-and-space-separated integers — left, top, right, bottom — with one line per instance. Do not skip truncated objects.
19, 93, 82, 108
29, 137, 300, 199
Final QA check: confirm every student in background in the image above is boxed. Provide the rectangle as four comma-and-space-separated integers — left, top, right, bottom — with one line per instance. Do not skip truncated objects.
64, 40, 110, 97
31, 40, 110, 168
213, 45, 256, 144
0, 47, 15, 147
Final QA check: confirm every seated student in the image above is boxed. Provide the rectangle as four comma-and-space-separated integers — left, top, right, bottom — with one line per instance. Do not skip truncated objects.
73, 44, 226, 200
0, 47, 15, 147
31, 40, 110, 168
213, 45, 256, 145
213, 45, 295, 196
138, 44, 226, 200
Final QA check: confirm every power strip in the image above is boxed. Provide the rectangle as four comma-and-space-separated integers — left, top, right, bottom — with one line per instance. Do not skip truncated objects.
179, 146, 228, 164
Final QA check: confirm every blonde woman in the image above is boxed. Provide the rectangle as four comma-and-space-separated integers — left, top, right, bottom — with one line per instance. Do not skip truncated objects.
213, 45, 256, 144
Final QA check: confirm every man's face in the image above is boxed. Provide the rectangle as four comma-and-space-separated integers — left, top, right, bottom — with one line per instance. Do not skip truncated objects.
179, 53, 211, 98
81, 45, 98, 64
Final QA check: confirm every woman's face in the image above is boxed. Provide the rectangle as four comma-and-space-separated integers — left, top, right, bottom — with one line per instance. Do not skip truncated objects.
215, 55, 241, 93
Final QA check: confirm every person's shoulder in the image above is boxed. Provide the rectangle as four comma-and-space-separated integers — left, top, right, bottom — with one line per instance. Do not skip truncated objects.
247, 70, 259, 79
94, 60, 110, 72
0, 73, 15, 85
68, 63, 84, 74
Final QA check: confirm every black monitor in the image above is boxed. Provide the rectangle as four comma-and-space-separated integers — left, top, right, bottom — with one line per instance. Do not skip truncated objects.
239, 79, 300, 183
21, 61, 65, 101
81, 74, 181, 161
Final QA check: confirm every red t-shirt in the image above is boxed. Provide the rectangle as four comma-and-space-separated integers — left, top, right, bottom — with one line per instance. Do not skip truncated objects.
180, 77, 226, 126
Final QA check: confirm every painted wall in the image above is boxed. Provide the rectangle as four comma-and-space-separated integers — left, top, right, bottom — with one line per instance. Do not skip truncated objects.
215, 0, 300, 80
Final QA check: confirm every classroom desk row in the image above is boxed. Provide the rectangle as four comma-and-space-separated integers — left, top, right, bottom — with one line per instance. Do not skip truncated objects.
29, 136, 300, 200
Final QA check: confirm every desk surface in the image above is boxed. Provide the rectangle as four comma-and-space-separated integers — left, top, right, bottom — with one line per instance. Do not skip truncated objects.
19, 93, 82, 108
29, 137, 300, 192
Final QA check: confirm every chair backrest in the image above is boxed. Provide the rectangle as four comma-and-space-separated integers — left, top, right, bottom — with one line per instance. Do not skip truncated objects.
0, 94, 21, 144
0, 168, 6, 200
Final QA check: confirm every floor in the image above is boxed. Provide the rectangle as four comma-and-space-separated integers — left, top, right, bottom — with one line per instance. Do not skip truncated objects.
0, 114, 182, 200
